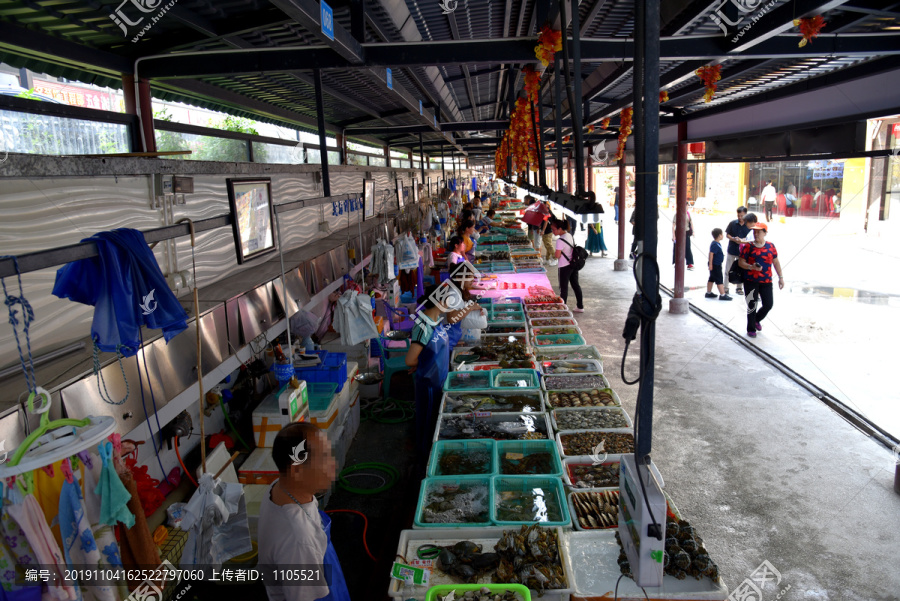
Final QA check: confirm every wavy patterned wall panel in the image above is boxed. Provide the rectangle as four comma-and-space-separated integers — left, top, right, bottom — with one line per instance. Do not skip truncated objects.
0, 167, 474, 372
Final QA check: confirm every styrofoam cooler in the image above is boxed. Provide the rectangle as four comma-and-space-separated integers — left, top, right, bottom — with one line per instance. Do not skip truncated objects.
252, 389, 309, 448
238, 447, 279, 485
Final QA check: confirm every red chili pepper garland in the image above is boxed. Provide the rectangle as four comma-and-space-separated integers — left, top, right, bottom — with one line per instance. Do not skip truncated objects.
535, 26, 563, 67
794, 16, 825, 47
600, 118, 611, 130
615, 108, 633, 161
695, 65, 722, 103
659, 91, 669, 103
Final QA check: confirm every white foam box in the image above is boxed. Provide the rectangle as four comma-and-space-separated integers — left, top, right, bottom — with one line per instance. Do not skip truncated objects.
238, 447, 279, 485
252, 381, 310, 448
337, 361, 359, 414
346, 389, 361, 440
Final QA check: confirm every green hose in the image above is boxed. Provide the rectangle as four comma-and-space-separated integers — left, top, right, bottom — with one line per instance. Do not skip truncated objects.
361, 397, 415, 423
221, 402, 253, 451
337, 462, 399, 495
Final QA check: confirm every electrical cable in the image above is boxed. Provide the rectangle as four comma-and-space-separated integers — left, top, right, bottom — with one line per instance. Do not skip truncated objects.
220, 401, 253, 451
174, 436, 198, 488
324, 509, 377, 561
337, 462, 398, 495
614, 573, 625, 601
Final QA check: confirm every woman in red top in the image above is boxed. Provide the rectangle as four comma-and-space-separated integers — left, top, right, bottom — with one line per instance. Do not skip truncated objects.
738, 222, 784, 338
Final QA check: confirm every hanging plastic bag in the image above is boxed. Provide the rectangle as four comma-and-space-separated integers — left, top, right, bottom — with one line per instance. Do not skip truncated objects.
395, 234, 420, 271
334, 290, 379, 346
460, 328, 481, 344
179, 473, 252, 568
460, 308, 488, 330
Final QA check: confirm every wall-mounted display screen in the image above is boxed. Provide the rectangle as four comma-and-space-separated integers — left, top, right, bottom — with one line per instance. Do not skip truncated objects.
226, 178, 276, 264
396, 177, 404, 209
363, 178, 375, 220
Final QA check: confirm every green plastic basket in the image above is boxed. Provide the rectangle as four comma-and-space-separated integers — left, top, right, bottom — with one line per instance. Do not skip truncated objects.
306, 382, 339, 412
445, 371, 493, 391
496, 439, 563, 477
491, 476, 571, 527
426, 584, 531, 601
488, 310, 525, 323
414, 476, 493, 528
428, 439, 496, 477
491, 302, 524, 313
491, 368, 541, 390
533, 334, 586, 347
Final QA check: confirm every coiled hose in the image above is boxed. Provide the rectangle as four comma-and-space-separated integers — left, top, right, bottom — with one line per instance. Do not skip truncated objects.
337, 462, 398, 495
360, 396, 415, 423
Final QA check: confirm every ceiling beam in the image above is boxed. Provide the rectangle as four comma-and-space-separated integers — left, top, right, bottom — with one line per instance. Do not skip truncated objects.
726, 0, 851, 53
580, 0, 609, 36
446, 11, 480, 122
268, 0, 365, 63
662, 58, 772, 105
0, 21, 130, 77
446, 66, 504, 83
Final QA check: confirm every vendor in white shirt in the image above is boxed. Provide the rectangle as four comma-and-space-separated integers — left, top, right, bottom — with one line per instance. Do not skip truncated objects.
259, 423, 350, 601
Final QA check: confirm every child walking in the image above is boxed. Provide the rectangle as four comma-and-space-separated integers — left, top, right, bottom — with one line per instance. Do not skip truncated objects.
705, 228, 732, 301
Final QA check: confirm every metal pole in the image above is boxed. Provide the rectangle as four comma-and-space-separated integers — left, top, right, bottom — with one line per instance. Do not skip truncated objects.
674, 121, 688, 300
570, 0, 585, 195
419, 132, 426, 186
634, 0, 661, 463
618, 160, 627, 259
313, 68, 331, 197
441, 143, 446, 184
554, 59, 564, 192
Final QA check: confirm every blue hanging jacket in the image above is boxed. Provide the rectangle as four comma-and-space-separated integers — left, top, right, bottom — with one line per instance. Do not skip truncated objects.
472, 176, 478, 191
449, 178, 457, 192
52, 228, 188, 356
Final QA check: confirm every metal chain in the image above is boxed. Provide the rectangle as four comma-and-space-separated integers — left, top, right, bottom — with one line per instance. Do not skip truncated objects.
0, 256, 36, 393
93, 341, 130, 405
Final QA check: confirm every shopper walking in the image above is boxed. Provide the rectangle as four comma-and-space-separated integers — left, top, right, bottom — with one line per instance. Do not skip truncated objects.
724, 206, 751, 295
760, 180, 777, 222
585, 222, 608, 257
551, 219, 584, 313
672, 210, 695, 269
540, 202, 556, 264
629, 210, 639, 259
612, 187, 620, 224
704, 228, 731, 301
738, 223, 784, 338
522, 196, 549, 250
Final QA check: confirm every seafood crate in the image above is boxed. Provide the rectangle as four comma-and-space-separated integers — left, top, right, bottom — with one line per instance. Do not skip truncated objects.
521, 309, 572, 319
551, 407, 633, 432
533, 334, 587, 348
530, 326, 583, 339
491, 369, 541, 390
539, 359, 603, 375
454, 360, 537, 372
545, 387, 621, 409
568, 489, 620, 531
425, 584, 531, 601
523, 301, 566, 311
491, 476, 571, 527
533, 345, 603, 362
440, 391, 545, 415
562, 458, 621, 489
495, 440, 563, 477
483, 324, 528, 336
514, 266, 546, 274
435, 412, 552, 442
555, 429, 635, 459
428, 439, 496, 477
528, 317, 578, 328
444, 371, 493, 392
414, 476, 493, 528
490, 302, 523, 313
541, 373, 610, 392
487, 310, 526, 323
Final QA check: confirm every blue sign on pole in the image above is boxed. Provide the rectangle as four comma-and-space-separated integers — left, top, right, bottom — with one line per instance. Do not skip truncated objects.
434, 115, 437, 127
321, 0, 334, 41
386, 68, 393, 90
419, 100, 423, 115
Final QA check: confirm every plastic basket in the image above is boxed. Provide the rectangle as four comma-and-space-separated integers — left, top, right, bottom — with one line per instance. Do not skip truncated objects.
562, 458, 621, 488
414, 476, 493, 528
533, 345, 603, 362
491, 476, 570, 527
556, 429, 635, 459
426, 584, 531, 601
545, 387, 621, 409
488, 310, 525, 323
551, 407, 633, 432
529, 317, 578, 328
491, 302, 524, 313
539, 359, 603, 376
491, 369, 540, 390
440, 390, 544, 414
483, 324, 528, 336
542, 373, 610, 392
533, 334, 586, 348
296, 351, 347, 392
306, 382, 339, 413
496, 440, 563, 477
568, 489, 620, 531
428, 439, 496, 477
444, 371, 493, 392
530, 326, 583, 338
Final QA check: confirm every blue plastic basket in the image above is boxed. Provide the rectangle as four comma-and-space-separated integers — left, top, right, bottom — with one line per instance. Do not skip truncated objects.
414, 476, 493, 528
428, 439, 496, 477
491, 476, 571, 527
495, 440, 563, 477
295, 351, 347, 392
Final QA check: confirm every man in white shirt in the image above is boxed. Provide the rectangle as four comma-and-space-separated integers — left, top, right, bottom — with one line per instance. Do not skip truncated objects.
259, 423, 349, 601
760, 180, 777, 222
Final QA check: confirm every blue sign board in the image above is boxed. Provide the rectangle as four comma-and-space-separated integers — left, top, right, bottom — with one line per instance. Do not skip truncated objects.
419, 100, 423, 115
386, 68, 393, 90
321, 0, 334, 41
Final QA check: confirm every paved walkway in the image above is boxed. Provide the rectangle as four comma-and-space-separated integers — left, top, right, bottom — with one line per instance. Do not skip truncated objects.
543, 245, 900, 601
563, 209, 900, 440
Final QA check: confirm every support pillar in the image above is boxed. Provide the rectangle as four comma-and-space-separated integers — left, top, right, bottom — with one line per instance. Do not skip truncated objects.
614, 159, 630, 271
384, 144, 390, 168
132, 76, 156, 153
419, 133, 426, 188
567, 151, 574, 194
554, 58, 564, 192
670, 121, 689, 314
313, 69, 331, 197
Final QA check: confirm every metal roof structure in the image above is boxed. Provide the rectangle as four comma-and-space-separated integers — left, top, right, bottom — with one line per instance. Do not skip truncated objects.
0, 0, 898, 161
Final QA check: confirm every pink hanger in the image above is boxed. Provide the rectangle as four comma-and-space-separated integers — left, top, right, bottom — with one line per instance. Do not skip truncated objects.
40, 465, 54, 478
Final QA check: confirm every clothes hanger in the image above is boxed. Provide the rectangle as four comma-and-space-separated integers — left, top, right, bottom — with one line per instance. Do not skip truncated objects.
0, 387, 116, 479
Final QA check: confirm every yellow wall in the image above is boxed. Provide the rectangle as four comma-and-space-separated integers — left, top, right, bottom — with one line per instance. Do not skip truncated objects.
840, 158, 867, 232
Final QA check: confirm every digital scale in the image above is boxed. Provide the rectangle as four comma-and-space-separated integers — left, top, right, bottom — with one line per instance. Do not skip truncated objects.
618, 454, 667, 587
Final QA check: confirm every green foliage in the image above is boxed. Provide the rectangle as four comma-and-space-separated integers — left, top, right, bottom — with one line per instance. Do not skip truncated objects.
153, 108, 189, 158
15, 88, 42, 101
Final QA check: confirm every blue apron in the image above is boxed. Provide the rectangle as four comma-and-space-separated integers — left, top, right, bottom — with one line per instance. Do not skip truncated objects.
447, 321, 463, 351
319, 510, 350, 601
414, 324, 449, 457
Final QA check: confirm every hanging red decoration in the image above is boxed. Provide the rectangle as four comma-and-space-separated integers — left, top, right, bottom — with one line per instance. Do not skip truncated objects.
659, 91, 669, 103
562, 135, 571, 144
794, 16, 825, 47
586, 125, 595, 134
600, 117, 611, 130
523, 66, 541, 103
695, 65, 722, 103
535, 26, 563, 67
615, 108, 633, 162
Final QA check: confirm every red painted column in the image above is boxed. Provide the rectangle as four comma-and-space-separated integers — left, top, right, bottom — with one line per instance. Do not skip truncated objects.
567, 152, 574, 194
617, 159, 627, 259
586, 155, 593, 193
674, 121, 688, 299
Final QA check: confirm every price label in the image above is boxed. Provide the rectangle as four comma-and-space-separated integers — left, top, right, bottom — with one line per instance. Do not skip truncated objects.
386, 68, 392, 89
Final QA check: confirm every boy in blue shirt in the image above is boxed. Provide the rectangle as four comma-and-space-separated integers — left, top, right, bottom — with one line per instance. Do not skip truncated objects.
705, 228, 732, 301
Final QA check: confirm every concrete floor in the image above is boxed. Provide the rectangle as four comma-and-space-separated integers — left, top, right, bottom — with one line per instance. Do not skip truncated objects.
546, 237, 900, 600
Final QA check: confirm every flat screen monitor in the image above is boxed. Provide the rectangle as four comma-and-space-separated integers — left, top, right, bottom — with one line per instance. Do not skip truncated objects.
363, 178, 375, 221
226, 178, 276, 264
396, 177, 404, 210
